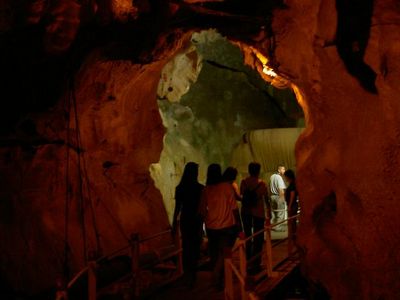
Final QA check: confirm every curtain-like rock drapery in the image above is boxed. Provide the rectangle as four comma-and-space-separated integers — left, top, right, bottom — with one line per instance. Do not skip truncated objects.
231, 128, 304, 179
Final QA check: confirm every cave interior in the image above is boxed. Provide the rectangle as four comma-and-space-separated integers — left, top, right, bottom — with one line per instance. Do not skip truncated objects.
1, 0, 400, 299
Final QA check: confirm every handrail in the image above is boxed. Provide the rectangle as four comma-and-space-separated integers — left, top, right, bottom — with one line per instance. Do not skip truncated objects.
228, 260, 245, 286
96, 228, 173, 263
96, 245, 131, 263
63, 227, 178, 298
232, 214, 300, 252
139, 229, 171, 243
67, 266, 89, 289
224, 213, 300, 300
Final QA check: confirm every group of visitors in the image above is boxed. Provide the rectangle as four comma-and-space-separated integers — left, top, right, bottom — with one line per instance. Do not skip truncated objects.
171, 161, 299, 289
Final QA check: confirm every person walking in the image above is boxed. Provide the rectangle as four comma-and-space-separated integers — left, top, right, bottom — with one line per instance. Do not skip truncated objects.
240, 162, 268, 272
222, 166, 243, 234
172, 162, 204, 287
222, 166, 241, 201
199, 163, 239, 289
283, 169, 299, 239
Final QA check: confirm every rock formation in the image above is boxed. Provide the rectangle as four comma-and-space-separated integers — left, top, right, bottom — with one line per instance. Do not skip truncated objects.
0, 0, 399, 299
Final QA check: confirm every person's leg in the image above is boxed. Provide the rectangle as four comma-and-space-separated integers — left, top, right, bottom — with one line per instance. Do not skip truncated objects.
270, 195, 279, 224
206, 228, 219, 270
241, 210, 253, 260
225, 225, 238, 248
214, 226, 237, 289
252, 217, 265, 268
271, 195, 286, 231
180, 224, 191, 274
276, 198, 286, 228
180, 222, 199, 286
211, 229, 225, 289
189, 220, 203, 285
265, 199, 272, 224
288, 206, 298, 239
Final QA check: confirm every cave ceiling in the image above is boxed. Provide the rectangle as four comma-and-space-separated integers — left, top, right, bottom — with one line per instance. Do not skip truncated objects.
0, 0, 285, 136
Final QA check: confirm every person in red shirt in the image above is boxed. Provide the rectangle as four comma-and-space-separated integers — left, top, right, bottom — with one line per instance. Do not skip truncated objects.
240, 162, 268, 272
199, 164, 239, 289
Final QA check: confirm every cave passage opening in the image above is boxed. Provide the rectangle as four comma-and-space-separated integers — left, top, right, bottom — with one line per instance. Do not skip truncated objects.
149, 29, 305, 222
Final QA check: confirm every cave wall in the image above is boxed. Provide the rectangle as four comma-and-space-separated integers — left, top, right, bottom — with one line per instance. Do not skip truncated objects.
271, 0, 400, 299
0, 48, 176, 294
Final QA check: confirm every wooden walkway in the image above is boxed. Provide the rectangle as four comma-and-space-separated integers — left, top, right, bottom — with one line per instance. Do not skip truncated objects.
147, 235, 300, 300
64, 219, 301, 300
146, 270, 225, 300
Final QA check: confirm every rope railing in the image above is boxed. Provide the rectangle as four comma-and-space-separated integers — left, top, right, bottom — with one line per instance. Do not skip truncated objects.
59, 213, 299, 300
59, 226, 182, 300
139, 229, 172, 243
224, 213, 300, 300
95, 228, 173, 263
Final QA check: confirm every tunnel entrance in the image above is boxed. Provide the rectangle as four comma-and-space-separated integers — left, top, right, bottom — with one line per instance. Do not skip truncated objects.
149, 30, 305, 222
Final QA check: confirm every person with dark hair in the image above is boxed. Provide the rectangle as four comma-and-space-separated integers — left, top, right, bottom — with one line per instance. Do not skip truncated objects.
283, 169, 299, 238
240, 162, 268, 272
222, 166, 241, 200
206, 163, 222, 185
270, 165, 286, 231
199, 163, 239, 289
172, 162, 204, 287
223, 166, 243, 235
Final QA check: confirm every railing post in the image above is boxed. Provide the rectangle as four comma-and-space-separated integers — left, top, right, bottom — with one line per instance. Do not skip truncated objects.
55, 276, 68, 300
224, 247, 234, 300
287, 216, 294, 256
263, 220, 273, 278
238, 237, 248, 300
88, 251, 97, 300
130, 233, 140, 299
288, 214, 299, 256
173, 221, 183, 276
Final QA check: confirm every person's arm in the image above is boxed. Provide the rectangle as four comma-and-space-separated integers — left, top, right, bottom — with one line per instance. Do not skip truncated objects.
229, 188, 242, 232
260, 182, 271, 220
239, 180, 245, 197
233, 208, 243, 232
288, 190, 296, 212
278, 176, 286, 200
171, 189, 181, 233
232, 182, 242, 200
198, 189, 208, 220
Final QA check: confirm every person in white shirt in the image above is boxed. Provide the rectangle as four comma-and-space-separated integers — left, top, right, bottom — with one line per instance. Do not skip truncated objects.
269, 165, 286, 231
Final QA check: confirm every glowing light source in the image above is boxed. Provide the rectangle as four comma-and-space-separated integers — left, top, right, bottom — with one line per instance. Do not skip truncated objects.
253, 49, 268, 66
249, 47, 277, 78
262, 65, 277, 77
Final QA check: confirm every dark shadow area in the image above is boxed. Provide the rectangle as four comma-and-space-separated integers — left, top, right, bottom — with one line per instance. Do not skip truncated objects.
312, 192, 337, 226
336, 0, 377, 94
0, 26, 66, 135
265, 266, 330, 300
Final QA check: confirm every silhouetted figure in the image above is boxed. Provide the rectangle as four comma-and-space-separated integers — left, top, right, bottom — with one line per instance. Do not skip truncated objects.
240, 162, 268, 272
172, 162, 204, 287
283, 169, 298, 239
200, 163, 239, 289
